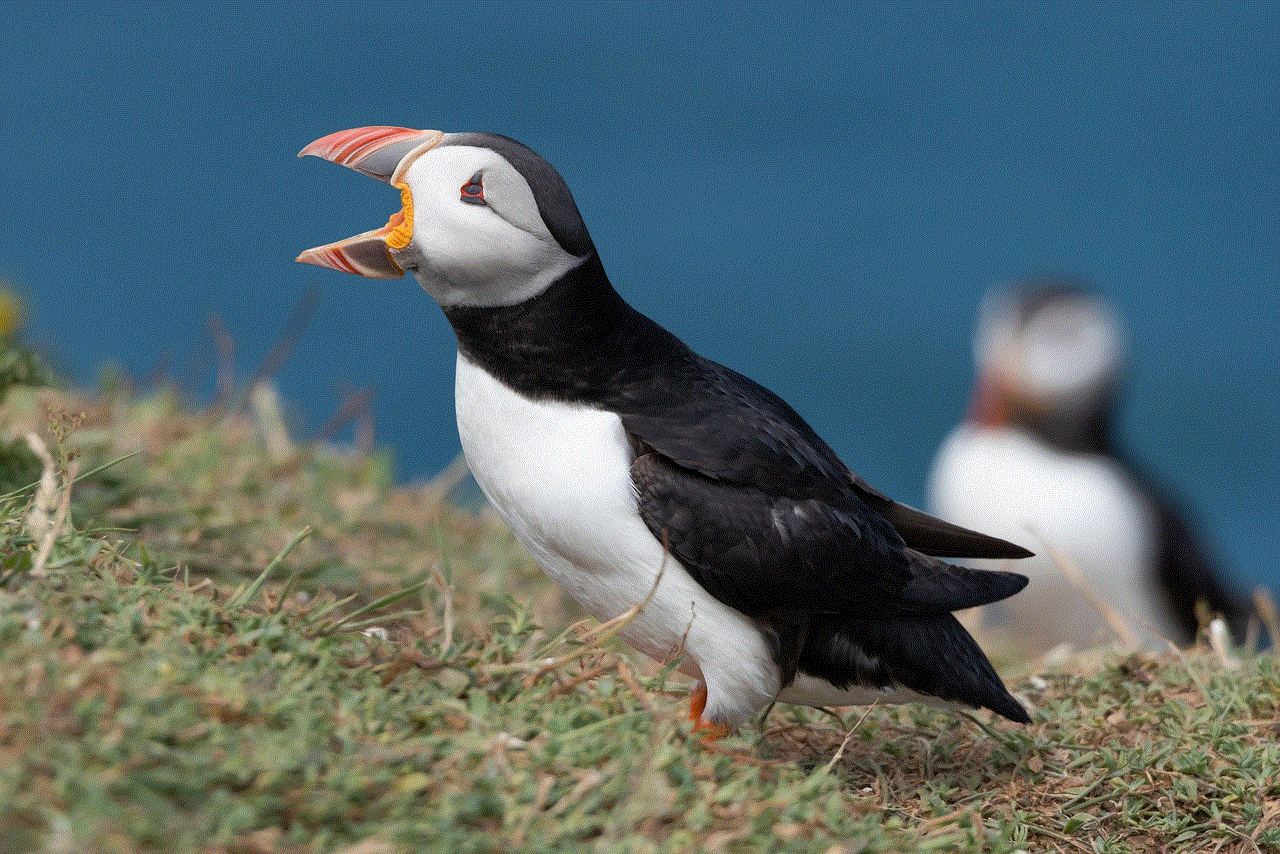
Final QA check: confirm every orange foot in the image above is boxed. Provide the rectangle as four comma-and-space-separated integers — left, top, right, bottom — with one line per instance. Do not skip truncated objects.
688, 683, 733, 740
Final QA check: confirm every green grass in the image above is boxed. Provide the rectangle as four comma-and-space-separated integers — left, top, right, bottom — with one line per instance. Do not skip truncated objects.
1, 382, 1278, 854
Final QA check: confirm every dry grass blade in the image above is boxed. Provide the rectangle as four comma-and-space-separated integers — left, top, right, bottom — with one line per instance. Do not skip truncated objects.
1255, 587, 1279, 647
821, 702, 878, 774
487, 555, 667, 678
1029, 524, 1140, 649
24, 432, 79, 576
1, 449, 139, 503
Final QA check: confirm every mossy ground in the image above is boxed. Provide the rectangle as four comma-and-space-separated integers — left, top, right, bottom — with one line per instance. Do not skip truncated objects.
1, 383, 1277, 854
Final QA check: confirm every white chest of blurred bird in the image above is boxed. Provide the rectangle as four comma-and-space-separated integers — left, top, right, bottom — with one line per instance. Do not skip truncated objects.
931, 421, 1158, 650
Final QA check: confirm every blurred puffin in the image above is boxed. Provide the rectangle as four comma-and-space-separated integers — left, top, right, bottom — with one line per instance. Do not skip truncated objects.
928, 277, 1253, 654
296, 126, 1034, 733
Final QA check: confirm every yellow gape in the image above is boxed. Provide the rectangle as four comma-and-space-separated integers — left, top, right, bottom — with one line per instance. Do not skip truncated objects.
385, 182, 414, 250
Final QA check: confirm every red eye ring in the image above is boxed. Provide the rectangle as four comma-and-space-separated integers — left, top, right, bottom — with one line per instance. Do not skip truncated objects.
460, 172, 486, 205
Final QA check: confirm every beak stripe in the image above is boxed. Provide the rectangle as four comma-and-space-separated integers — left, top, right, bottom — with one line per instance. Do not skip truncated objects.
295, 232, 404, 279
298, 126, 425, 167
296, 244, 362, 275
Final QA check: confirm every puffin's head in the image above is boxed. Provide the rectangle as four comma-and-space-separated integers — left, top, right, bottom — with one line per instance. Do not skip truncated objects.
970, 277, 1126, 426
297, 127, 594, 307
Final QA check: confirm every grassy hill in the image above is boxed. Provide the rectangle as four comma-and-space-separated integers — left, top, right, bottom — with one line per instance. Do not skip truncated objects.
1, 379, 1277, 854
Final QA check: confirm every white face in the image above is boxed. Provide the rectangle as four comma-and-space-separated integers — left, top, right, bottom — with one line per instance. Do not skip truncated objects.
389, 144, 585, 308
975, 288, 1125, 412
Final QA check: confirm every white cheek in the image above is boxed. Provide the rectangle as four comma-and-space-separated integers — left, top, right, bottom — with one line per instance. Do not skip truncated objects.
407, 211, 581, 307
975, 292, 1124, 405
394, 150, 583, 308
1022, 305, 1123, 399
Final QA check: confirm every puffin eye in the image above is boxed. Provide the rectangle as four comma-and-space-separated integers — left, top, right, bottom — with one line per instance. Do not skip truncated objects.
460, 172, 486, 205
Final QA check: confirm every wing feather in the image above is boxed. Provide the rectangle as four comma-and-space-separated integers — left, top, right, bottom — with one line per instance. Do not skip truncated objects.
631, 451, 1026, 619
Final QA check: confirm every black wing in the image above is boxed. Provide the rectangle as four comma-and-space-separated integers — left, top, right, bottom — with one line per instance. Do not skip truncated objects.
1114, 456, 1256, 645
622, 355, 1027, 620
630, 450, 1026, 619
620, 355, 1032, 559
851, 477, 1034, 559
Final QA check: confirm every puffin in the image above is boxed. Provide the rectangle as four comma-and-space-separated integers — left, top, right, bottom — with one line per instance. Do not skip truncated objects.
297, 126, 1033, 733
928, 278, 1254, 654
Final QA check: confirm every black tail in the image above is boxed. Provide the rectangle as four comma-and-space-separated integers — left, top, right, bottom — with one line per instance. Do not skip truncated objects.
897, 551, 1029, 614
797, 611, 1031, 723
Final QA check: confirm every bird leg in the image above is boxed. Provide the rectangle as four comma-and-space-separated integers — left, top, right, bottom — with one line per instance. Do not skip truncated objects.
688, 682, 732, 740
688, 682, 707, 722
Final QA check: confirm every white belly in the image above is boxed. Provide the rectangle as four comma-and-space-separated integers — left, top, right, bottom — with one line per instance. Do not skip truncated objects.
453, 352, 780, 724
927, 423, 1170, 653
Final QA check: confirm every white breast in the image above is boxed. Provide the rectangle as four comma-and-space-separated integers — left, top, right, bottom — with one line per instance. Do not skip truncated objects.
453, 352, 780, 725
927, 424, 1169, 653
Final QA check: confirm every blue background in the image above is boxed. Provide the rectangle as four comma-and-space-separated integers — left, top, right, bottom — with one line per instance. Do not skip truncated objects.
1, 2, 1275, 590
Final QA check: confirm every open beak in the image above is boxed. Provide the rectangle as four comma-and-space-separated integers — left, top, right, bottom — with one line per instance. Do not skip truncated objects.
295, 126, 444, 278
